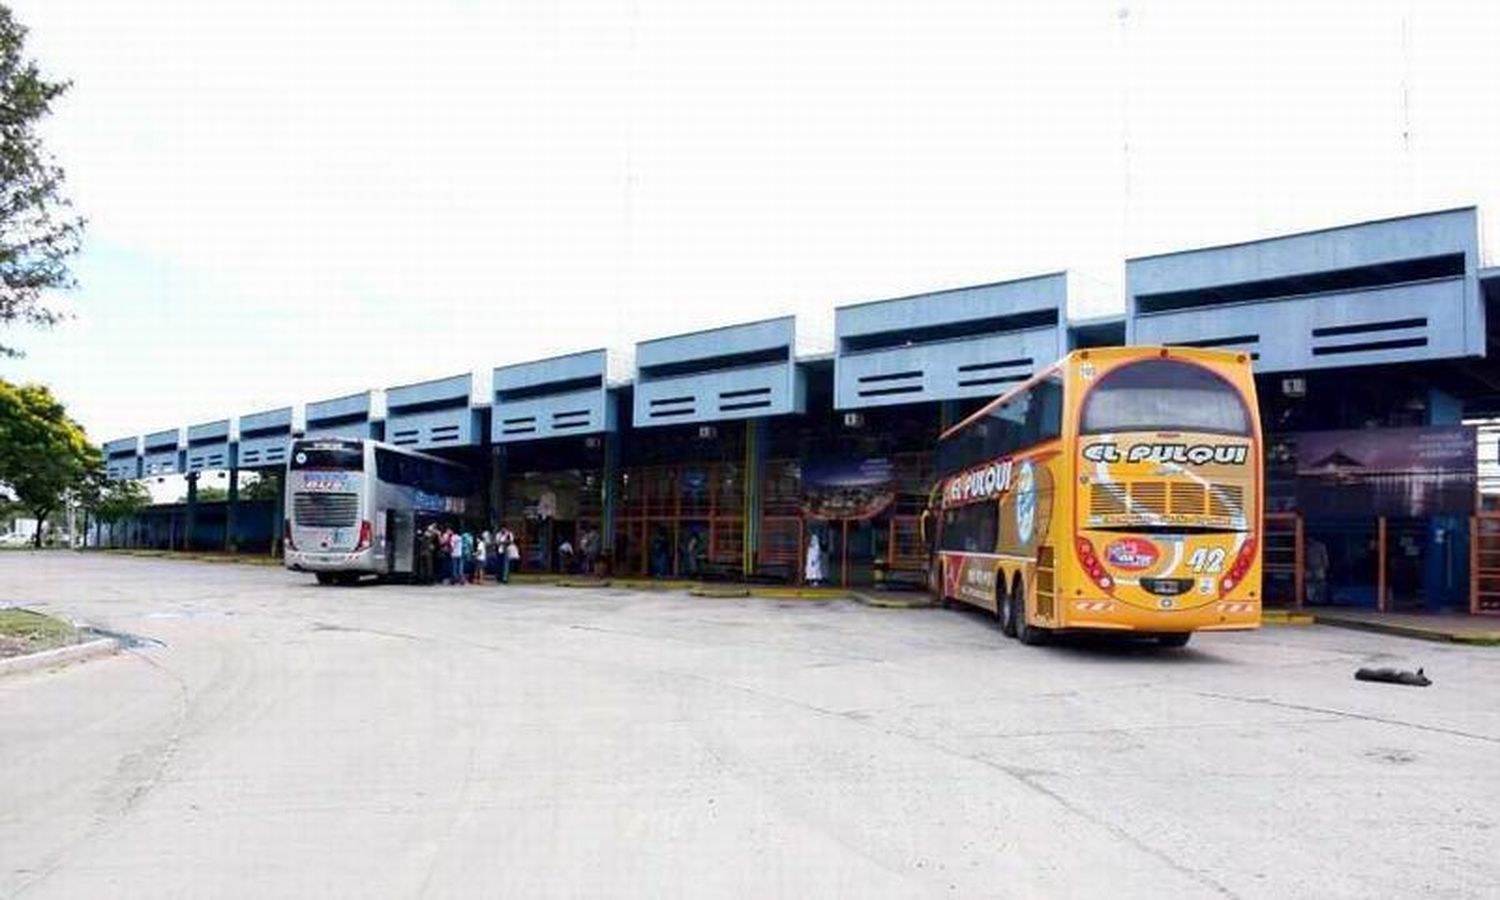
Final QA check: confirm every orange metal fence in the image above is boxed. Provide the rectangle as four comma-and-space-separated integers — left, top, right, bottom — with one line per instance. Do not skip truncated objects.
1263, 512, 1303, 609
1469, 513, 1500, 615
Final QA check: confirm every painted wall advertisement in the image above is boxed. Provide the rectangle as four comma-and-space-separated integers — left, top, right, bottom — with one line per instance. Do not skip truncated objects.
799, 457, 895, 520
1292, 425, 1476, 516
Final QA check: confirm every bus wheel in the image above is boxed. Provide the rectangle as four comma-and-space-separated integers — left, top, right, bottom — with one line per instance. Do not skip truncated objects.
1015, 577, 1050, 646
998, 583, 1019, 638
315, 573, 336, 586
1158, 633, 1192, 648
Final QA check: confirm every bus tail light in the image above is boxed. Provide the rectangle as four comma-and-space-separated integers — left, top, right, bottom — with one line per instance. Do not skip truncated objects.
355, 520, 372, 552
1074, 537, 1115, 594
284, 520, 296, 552
1218, 536, 1257, 597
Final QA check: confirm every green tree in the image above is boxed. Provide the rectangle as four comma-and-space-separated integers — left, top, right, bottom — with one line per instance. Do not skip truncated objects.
88, 476, 149, 546
179, 485, 228, 503
0, 5, 84, 358
0, 379, 99, 546
240, 471, 281, 502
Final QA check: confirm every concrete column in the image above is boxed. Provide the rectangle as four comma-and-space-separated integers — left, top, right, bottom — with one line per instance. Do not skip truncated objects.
601, 436, 618, 555
271, 470, 285, 557
743, 418, 767, 578
225, 467, 240, 553
1425, 388, 1466, 609
186, 474, 204, 552
491, 446, 506, 531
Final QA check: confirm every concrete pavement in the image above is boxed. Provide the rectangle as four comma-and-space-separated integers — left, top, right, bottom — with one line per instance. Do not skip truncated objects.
1, 554, 1496, 898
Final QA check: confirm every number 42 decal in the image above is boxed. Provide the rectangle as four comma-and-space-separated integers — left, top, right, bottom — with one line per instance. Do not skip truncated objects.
1189, 548, 1227, 574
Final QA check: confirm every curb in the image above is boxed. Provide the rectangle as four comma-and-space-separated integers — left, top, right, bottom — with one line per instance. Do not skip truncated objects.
1262, 610, 1315, 626
745, 587, 848, 601
1311, 615, 1500, 646
689, 587, 751, 598
851, 591, 935, 609
101, 550, 282, 567
0, 636, 121, 679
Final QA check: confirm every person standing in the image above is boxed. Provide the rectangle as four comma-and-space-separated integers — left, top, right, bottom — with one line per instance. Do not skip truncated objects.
415, 523, 432, 584
473, 533, 488, 585
558, 536, 576, 574
504, 529, 520, 582
683, 531, 702, 579
447, 527, 464, 585
460, 529, 475, 584
805, 531, 825, 586
427, 525, 443, 585
482, 529, 497, 580
580, 527, 600, 576
1306, 537, 1330, 605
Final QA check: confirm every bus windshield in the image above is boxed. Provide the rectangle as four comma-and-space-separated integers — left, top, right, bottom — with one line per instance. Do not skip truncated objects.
1080, 358, 1249, 435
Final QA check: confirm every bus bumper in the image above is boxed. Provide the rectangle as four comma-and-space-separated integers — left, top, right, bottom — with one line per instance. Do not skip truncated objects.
1061, 601, 1261, 634
285, 548, 376, 573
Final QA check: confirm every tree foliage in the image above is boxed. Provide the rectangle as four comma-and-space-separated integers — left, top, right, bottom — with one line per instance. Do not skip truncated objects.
240, 472, 281, 502
0, 378, 98, 545
90, 476, 149, 524
0, 5, 83, 358
179, 485, 228, 504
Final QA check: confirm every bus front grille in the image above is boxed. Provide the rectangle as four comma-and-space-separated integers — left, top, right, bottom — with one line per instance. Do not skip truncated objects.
1092, 481, 1243, 520
1090, 483, 1127, 516
1169, 482, 1205, 515
293, 492, 359, 527
1129, 482, 1167, 515
1209, 484, 1245, 518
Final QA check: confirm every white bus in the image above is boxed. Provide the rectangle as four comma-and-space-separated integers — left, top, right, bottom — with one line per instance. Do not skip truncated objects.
284, 437, 475, 584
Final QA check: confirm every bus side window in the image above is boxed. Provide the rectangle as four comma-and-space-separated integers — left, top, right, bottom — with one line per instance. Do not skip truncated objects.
939, 504, 999, 554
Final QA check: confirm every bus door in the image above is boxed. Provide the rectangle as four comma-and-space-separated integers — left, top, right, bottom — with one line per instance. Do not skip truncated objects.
386, 509, 415, 575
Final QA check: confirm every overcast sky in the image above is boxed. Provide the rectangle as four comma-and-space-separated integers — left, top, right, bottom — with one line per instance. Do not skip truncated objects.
4, 0, 1499, 446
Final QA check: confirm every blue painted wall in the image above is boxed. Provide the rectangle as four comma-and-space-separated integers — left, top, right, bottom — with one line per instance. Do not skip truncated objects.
104, 436, 141, 480
634, 317, 804, 427
493, 349, 614, 442
305, 391, 379, 442
386, 373, 482, 450
1127, 207, 1483, 372
834, 273, 1068, 409
237, 407, 293, 469
185, 419, 233, 472
142, 428, 182, 476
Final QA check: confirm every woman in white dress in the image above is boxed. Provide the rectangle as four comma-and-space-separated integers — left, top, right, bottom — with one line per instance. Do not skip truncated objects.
805, 532, 824, 586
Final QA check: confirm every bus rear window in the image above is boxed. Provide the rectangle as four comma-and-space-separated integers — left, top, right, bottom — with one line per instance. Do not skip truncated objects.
290, 442, 364, 471
1081, 359, 1249, 436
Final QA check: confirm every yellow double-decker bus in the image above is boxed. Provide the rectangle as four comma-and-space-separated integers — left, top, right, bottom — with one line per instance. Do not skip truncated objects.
926, 346, 1262, 647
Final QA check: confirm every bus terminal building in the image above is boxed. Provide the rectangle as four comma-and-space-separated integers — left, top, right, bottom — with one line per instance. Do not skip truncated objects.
101, 207, 1500, 615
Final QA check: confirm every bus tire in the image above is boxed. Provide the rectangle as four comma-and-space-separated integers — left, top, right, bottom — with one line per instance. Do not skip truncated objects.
998, 581, 1019, 638
315, 573, 336, 586
1014, 576, 1050, 646
1158, 632, 1192, 648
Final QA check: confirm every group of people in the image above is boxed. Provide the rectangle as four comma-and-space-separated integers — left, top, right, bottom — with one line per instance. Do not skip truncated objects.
418, 523, 519, 586
555, 527, 602, 575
